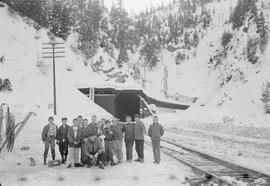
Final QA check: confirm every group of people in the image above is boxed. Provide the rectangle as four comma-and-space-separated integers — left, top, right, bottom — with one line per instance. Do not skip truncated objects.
42, 114, 164, 169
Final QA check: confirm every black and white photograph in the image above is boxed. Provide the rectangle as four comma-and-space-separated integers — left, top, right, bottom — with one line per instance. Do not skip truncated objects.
0, 0, 270, 185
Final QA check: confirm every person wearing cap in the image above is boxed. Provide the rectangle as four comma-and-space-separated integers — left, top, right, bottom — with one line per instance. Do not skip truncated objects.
88, 115, 98, 136
148, 116, 164, 164
67, 118, 82, 168
122, 115, 135, 162
134, 114, 146, 163
83, 134, 105, 169
42, 116, 58, 165
111, 118, 123, 163
80, 118, 90, 166
56, 117, 70, 164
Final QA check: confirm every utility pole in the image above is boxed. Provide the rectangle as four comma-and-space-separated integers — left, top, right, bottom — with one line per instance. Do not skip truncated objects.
42, 39, 65, 115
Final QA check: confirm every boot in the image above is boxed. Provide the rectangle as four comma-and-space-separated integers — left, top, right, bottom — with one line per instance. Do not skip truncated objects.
44, 157, 47, 165
61, 155, 65, 164
99, 164, 105, 169
64, 154, 68, 163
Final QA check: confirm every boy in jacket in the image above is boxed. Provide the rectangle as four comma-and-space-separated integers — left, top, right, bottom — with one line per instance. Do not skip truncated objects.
134, 114, 146, 162
111, 118, 123, 163
42, 116, 58, 165
67, 118, 82, 168
103, 120, 116, 166
148, 116, 164, 164
122, 115, 135, 162
80, 118, 90, 166
83, 134, 105, 169
56, 117, 70, 164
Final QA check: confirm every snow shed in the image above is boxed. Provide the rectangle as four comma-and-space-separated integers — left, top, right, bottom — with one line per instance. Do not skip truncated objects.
78, 87, 191, 121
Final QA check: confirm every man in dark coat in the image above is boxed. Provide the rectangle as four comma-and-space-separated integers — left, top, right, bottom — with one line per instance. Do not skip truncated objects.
122, 115, 135, 162
80, 118, 90, 166
42, 116, 58, 165
88, 115, 98, 136
103, 120, 116, 166
56, 117, 70, 164
67, 118, 82, 168
148, 116, 164, 164
134, 114, 146, 162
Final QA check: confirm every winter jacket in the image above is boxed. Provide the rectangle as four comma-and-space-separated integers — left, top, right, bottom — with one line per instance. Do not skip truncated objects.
111, 123, 123, 140
87, 122, 98, 136
80, 126, 91, 141
67, 126, 82, 148
134, 120, 146, 140
102, 126, 114, 141
57, 124, 70, 142
42, 123, 58, 142
122, 122, 135, 141
148, 123, 164, 141
83, 137, 103, 156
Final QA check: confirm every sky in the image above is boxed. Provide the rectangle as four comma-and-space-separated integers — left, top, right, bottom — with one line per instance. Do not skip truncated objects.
103, 0, 172, 14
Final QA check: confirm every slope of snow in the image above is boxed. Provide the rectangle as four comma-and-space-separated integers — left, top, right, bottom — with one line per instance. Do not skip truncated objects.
0, 6, 111, 121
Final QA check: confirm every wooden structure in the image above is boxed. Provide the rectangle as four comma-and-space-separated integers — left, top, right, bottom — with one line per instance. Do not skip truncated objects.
79, 87, 190, 121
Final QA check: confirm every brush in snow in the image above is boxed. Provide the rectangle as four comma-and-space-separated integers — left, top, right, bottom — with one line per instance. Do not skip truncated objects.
29, 157, 36, 166
48, 160, 61, 167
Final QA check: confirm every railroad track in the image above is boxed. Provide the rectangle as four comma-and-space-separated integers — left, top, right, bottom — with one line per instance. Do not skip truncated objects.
145, 138, 270, 186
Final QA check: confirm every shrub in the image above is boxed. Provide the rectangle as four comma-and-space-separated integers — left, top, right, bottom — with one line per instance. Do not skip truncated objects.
221, 31, 233, 48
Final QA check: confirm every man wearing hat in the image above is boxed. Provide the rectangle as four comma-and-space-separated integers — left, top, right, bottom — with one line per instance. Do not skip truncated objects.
134, 114, 146, 163
56, 117, 70, 164
42, 116, 58, 165
111, 118, 123, 163
83, 133, 105, 169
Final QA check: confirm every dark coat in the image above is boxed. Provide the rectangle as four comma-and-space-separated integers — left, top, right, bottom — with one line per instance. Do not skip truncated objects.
67, 126, 82, 148
103, 126, 114, 141
42, 123, 58, 142
111, 123, 123, 140
134, 120, 146, 140
80, 126, 91, 141
122, 122, 135, 141
57, 124, 70, 142
148, 123, 164, 141
87, 122, 98, 136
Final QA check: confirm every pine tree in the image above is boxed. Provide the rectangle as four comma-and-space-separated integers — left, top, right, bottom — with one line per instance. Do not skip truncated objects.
256, 11, 268, 53
262, 81, 270, 114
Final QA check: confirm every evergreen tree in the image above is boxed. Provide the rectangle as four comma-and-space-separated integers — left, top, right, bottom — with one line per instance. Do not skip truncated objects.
262, 81, 270, 114
256, 11, 268, 53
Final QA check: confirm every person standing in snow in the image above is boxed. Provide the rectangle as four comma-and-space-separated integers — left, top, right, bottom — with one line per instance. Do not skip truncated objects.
103, 120, 117, 166
122, 115, 135, 162
134, 114, 146, 163
88, 115, 98, 136
56, 117, 70, 164
42, 116, 58, 165
148, 116, 164, 164
83, 133, 105, 169
111, 118, 123, 163
67, 118, 82, 168
80, 118, 90, 166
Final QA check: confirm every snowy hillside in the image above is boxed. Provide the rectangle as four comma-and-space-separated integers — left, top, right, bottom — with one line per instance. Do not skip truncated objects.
126, 0, 270, 127
0, 5, 111, 122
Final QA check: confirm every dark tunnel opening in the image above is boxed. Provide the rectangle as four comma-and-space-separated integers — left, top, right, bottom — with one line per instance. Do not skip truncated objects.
115, 92, 140, 121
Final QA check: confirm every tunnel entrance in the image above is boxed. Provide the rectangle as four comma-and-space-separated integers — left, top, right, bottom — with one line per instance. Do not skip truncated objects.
115, 92, 141, 121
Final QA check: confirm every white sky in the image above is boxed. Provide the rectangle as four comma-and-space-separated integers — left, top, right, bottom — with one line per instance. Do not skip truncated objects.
104, 0, 172, 14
